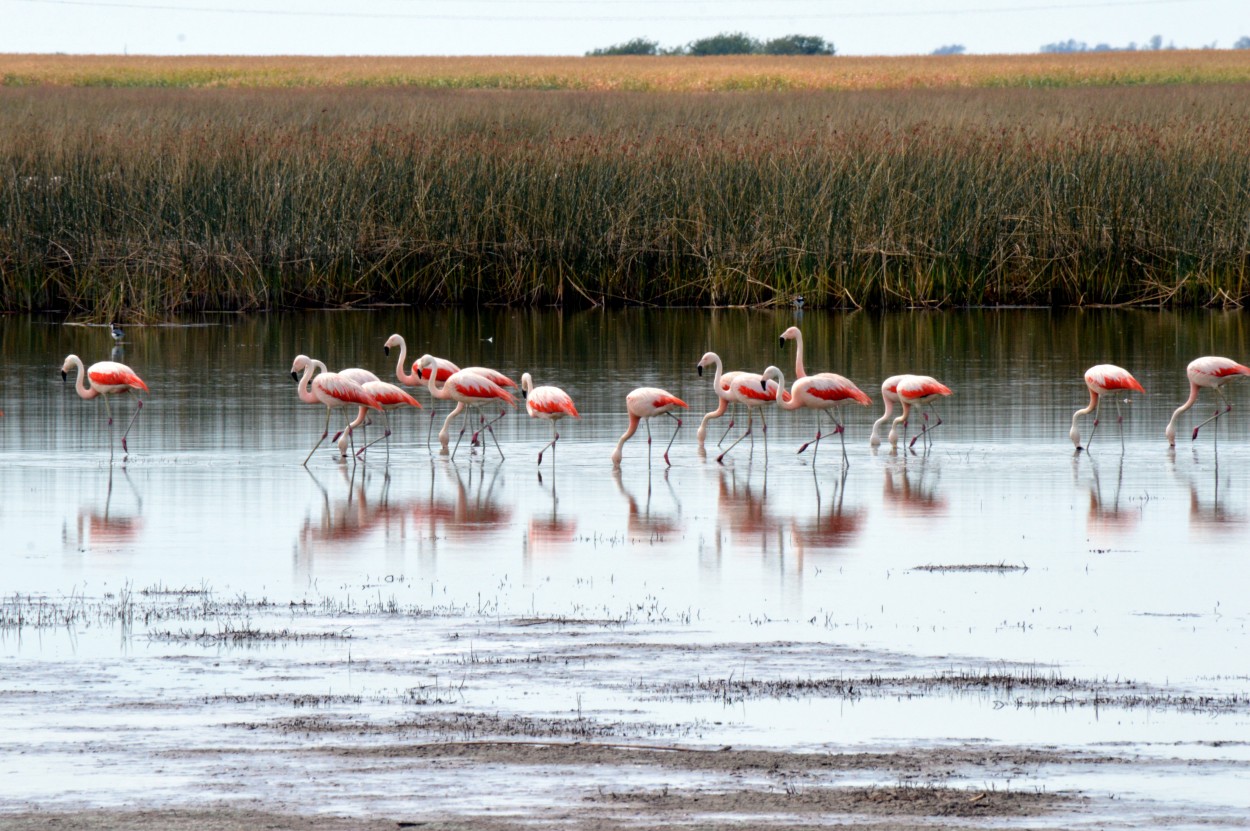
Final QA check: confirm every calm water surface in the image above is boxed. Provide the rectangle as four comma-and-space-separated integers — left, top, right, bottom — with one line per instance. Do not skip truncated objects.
2, 308, 1249, 823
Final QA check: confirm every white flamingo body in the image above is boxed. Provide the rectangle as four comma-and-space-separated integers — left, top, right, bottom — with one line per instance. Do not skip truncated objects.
61, 355, 149, 456
1070, 364, 1145, 451
1165, 356, 1250, 445
417, 357, 516, 458
891, 374, 953, 450
291, 355, 382, 465
384, 334, 462, 448
716, 370, 788, 463
336, 380, 422, 458
520, 372, 580, 465
766, 366, 871, 465
612, 387, 688, 466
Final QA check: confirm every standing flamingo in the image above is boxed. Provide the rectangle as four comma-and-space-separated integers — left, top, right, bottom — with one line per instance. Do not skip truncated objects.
695, 352, 744, 446
778, 326, 811, 378
61, 355, 149, 457
520, 372, 580, 466
384, 334, 461, 449
763, 365, 871, 466
415, 355, 516, 459
1070, 364, 1145, 452
290, 355, 382, 466
891, 375, 953, 450
868, 375, 906, 448
1165, 356, 1250, 446
716, 370, 787, 464
611, 388, 688, 467
419, 356, 515, 448
335, 381, 422, 462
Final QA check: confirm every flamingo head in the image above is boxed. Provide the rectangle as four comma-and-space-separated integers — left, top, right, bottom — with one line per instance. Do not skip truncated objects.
761, 365, 785, 398
290, 354, 312, 382
413, 354, 435, 380
520, 372, 533, 399
383, 334, 402, 356
779, 326, 800, 348
60, 354, 77, 381
696, 351, 720, 377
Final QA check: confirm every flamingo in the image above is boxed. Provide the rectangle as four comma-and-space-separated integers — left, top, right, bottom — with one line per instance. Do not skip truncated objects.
716, 370, 787, 463
611, 388, 688, 467
290, 355, 382, 466
1070, 364, 1145, 452
383, 334, 461, 448
869, 375, 906, 448
520, 372, 580, 466
763, 365, 872, 466
335, 380, 422, 462
695, 352, 743, 446
61, 355, 149, 457
418, 355, 515, 448
891, 375, 953, 450
778, 326, 811, 378
1165, 356, 1250, 446
415, 355, 516, 459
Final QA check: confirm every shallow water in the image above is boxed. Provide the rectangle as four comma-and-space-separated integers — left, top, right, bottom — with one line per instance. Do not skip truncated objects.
2, 308, 1250, 825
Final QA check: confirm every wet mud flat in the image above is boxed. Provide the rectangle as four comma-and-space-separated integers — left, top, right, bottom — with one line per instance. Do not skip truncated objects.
4, 590, 1249, 830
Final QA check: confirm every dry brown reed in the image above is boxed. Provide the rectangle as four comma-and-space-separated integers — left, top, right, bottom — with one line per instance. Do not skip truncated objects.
2, 82, 1248, 316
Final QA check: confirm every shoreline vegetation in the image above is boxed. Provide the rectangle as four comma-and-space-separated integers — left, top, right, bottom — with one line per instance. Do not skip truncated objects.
2, 53, 1249, 317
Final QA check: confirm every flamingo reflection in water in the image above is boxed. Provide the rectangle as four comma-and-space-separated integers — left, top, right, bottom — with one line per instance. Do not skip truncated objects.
1167, 452, 1243, 533
714, 466, 781, 554
1078, 454, 1140, 537
613, 467, 682, 540
881, 458, 947, 518
789, 470, 866, 564
526, 471, 578, 558
68, 467, 144, 552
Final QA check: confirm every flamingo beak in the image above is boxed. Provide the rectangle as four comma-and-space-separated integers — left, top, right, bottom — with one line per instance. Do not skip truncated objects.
779, 337, 785, 348
521, 389, 528, 400
416, 367, 423, 380
61, 370, 67, 382
384, 345, 391, 356
697, 365, 703, 377
290, 371, 299, 382
760, 379, 769, 391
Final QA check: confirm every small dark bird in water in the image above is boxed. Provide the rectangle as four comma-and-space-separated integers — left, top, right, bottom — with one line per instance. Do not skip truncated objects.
110, 322, 124, 342
792, 296, 805, 310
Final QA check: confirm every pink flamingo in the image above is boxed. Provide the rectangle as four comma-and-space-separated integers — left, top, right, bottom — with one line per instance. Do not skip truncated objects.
61, 354, 149, 457
1165, 356, 1250, 446
762, 365, 871, 466
891, 375, 954, 450
695, 352, 744, 446
290, 355, 382, 466
611, 388, 688, 467
1070, 364, 1145, 452
415, 355, 516, 459
778, 326, 810, 378
418, 354, 515, 448
520, 372, 580, 466
717, 371, 787, 463
384, 334, 461, 448
869, 375, 906, 448
335, 381, 422, 462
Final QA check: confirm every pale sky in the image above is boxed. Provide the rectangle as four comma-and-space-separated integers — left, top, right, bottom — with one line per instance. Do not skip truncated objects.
1, 0, 1246, 56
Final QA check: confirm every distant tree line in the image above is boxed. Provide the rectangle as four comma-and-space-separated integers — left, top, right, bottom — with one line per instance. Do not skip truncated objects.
587, 32, 835, 57
1042, 34, 1250, 52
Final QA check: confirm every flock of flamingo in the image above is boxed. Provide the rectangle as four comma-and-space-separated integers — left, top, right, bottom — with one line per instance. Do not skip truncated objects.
60, 325, 1250, 465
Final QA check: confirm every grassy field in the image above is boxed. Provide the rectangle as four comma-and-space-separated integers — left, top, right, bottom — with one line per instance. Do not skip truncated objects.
2, 55, 1249, 317
4, 51, 1250, 91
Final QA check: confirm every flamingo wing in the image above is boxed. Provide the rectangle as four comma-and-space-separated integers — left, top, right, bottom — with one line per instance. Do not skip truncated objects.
364, 381, 422, 408
451, 373, 517, 406
88, 362, 149, 392
900, 376, 952, 399
807, 374, 872, 405
1191, 356, 1250, 381
1087, 365, 1144, 394
529, 387, 580, 418
317, 374, 382, 409
465, 367, 517, 388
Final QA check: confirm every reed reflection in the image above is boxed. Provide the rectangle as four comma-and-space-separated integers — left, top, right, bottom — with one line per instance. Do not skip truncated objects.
66, 467, 143, 552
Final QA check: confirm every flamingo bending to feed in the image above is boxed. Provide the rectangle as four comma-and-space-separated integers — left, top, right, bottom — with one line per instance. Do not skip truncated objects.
520, 372, 580, 465
290, 355, 382, 466
335, 381, 422, 461
891, 375, 953, 450
61, 355, 149, 456
869, 375, 906, 448
612, 388, 688, 467
415, 355, 516, 459
1165, 356, 1250, 446
695, 352, 744, 446
1070, 364, 1145, 452
762, 365, 871, 466
384, 334, 461, 448
717, 370, 787, 464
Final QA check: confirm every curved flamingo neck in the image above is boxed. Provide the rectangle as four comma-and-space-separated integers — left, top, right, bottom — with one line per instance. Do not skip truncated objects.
870, 397, 895, 442
392, 337, 418, 385
296, 361, 322, 404
68, 356, 98, 400
612, 414, 641, 463
768, 369, 799, 409
1165, 382, 1200, 442
425, 365, 452, 400
792, 332, 806, 379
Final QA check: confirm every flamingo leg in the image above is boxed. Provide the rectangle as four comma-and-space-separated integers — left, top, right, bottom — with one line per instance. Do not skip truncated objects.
485, 419, 505, 460
427, 408, 437, 451
303, 407, 332, 467
717, 406, 737, 447
120, 398, 143, 455
538, 422, 558, 466
717, 411, 753, 464
472, 409, 508, 447
452, 421, 467, 459
759, 409, 768, 461
663, 412, 682, 467
1086, 396, 1103, 451
828, 409, 849, 467
1115, 397, 1125, 451
797, 412, 822, 458
1192, 388, 1232, 441
355, 410, 393, 462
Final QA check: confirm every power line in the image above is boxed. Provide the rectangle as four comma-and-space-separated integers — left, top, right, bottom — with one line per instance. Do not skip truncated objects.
2, 0, 1213, 22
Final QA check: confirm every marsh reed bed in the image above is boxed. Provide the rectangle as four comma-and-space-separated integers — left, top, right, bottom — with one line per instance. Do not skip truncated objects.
2, 82, 1249, 316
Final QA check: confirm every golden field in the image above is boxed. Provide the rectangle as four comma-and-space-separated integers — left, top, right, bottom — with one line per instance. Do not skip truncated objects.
2, 50, 1250, 90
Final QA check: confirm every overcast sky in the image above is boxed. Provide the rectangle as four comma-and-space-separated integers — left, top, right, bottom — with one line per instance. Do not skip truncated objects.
1, 0, 1246, 56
